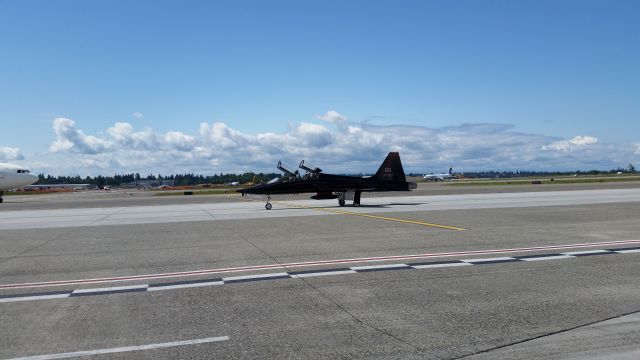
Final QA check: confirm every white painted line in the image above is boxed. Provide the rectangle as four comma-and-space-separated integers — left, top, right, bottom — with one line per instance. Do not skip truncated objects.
147, 281, 224, 291
292, 270, 357, 278
222, 272, 289, 282
614, 249, 640, 254
71, 284, 148, 294
351, 263, 409, 271
461, 257, 517, 263
411, 262, 473, 269
0, 294, 69, 303
519, 255, 575, 262
561, 249, 611, 256
3, 239, 640, 290
7, 336, 229, 360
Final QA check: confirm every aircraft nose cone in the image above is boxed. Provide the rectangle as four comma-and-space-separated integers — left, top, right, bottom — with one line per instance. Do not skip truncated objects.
28, 174, 38, 185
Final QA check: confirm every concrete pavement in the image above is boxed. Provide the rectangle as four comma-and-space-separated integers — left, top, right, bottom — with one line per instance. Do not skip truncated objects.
0, 188, 639, 230
1, 187, 639, 359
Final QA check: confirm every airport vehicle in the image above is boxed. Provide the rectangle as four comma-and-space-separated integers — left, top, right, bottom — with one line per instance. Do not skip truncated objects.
0, 163, 38, 203
424, 168, 454, 181
238, 152, 417, 209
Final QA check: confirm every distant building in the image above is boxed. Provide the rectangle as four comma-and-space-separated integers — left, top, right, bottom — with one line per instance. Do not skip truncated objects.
25, 184, 96, 191
120, 179, 175, 188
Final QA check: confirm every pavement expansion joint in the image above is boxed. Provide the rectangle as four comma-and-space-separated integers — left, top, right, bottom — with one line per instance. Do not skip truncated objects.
2, 239, 639, 292
1, 246, 639, 304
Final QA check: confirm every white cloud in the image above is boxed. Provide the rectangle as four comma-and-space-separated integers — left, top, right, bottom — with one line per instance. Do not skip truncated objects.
164, 131, 195, 151
132, 112, 144, 119
40, 112, 639, 175
569, 136, 598, 146
543, 135, 599, 151
0, 146, 24, 161
50, 118, 112, 154
316, 110, 347, 124
295, 122, 332, 147
107, 122, 157, 150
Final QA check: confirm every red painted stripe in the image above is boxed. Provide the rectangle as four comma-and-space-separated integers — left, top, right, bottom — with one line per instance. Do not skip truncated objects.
1, 239, 639, 290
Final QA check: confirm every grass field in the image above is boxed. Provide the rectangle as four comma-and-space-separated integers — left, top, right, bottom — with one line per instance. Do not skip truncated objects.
153, 188, 242, 196
445, 175, 640, 186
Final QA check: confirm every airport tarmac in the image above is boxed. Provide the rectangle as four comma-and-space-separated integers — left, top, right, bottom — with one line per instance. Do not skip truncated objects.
1, 185, 639, 359
3, 180, 640, 211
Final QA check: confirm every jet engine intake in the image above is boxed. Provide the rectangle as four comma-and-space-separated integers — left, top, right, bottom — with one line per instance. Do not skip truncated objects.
311, 192, 339, 200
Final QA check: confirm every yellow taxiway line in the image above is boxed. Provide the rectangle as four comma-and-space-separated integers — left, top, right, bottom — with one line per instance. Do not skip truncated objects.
275, 201, 467, 231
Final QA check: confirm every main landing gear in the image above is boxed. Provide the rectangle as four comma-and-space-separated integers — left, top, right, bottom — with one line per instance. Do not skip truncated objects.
265, 195, 272, 210
0, 191, 3, 204
337, 191, 361, 207
353, 191, 361, 207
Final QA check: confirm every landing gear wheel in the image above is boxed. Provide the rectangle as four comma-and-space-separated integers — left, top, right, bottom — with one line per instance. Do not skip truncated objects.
339, 199, 345, 207
0, 198, 3, 204
353, 190, 361, 207
265, 195, 272, 210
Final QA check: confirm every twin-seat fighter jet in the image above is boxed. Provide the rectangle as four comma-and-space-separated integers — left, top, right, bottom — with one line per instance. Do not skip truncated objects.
238, 152, 417, 210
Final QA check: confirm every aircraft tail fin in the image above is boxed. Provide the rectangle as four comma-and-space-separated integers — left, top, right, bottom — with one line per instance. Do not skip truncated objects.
373, 152, 407, 183
449, 167, 453, 175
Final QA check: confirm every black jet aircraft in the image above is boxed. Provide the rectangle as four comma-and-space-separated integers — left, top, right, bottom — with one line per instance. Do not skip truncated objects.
238, 152, 417, 210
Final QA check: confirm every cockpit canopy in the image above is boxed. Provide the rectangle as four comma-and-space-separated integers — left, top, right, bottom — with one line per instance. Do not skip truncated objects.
17, 169, 31, 173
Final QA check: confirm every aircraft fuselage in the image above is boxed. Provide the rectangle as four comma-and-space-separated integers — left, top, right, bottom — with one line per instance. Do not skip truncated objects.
0, 163, 38, 203
240, 173, 414, 196
238, 152, 416, 209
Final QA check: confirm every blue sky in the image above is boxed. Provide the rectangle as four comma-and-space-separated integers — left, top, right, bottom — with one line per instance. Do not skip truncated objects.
0, 0, 638, 174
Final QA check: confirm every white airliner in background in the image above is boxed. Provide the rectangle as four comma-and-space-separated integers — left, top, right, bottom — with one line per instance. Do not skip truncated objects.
423, 167, 454, 181
0, 163, 38, 203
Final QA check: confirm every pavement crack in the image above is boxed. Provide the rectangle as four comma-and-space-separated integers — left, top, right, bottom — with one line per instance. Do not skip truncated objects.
207, 207, 427, 355
293, 274, 429, 355
450, 308, 640, 360
206, 207, 283, 270
0, 206, 126, 267
82, 206, 126, 227
0, 229, 73, 266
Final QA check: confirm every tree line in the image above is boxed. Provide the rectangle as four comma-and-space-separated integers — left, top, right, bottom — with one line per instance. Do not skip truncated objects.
408, 163, 637, 178
35, 163, 636, 186
35, 172, 280, 187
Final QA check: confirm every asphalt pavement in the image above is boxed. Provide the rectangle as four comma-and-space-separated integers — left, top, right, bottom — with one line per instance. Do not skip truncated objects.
1, 185, 639, 359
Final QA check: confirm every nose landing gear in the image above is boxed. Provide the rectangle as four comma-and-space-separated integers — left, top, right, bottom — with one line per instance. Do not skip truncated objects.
265, 195, 272, 210
338, 192, 346, 207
